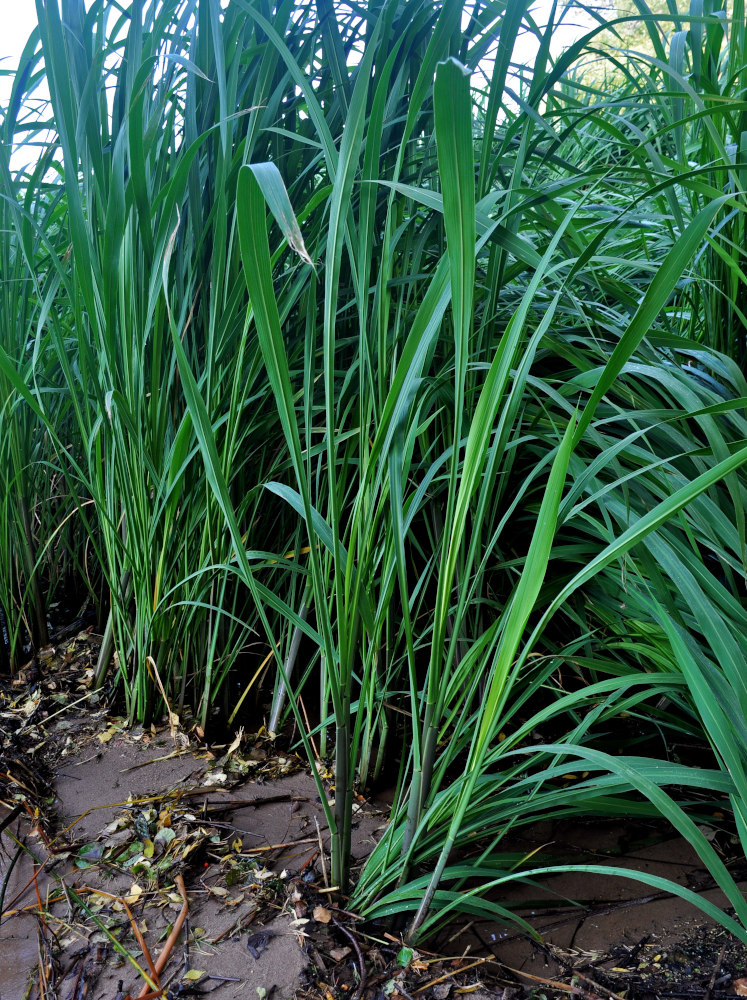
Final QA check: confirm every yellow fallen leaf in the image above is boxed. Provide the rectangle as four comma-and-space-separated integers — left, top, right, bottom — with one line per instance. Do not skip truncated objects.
143, 838, 155, 859
125, 883, 143, 905
225, 727, 244, 757
87, 891, 111, 907
183, 970, 205, 982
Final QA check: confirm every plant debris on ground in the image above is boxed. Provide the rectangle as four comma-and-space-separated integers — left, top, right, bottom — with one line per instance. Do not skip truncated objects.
2, 645, 747, 1000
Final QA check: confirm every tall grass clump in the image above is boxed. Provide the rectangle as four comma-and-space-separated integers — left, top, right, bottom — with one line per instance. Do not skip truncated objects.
3, 0, 308, 723
3, 0, 747, 940
0, 54, 77, 670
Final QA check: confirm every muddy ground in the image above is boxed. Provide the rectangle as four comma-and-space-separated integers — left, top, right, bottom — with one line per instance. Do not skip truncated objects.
2, 630, 747, 1000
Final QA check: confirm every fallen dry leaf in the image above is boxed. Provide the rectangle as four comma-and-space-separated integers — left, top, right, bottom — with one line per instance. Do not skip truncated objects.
313, 905, 332, 924
734, 980, 747, 996
225, 727, 244, 757
330, 947, 351, 961
125, 883, 143, 905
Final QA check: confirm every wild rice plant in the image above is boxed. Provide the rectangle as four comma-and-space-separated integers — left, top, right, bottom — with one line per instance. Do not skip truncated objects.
3, 0, 747, 941
0, 74, 71, 668
3, 0, 302, 723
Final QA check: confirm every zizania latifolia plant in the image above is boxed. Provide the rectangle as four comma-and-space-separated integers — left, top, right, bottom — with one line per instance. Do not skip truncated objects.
2, 0, 747, 940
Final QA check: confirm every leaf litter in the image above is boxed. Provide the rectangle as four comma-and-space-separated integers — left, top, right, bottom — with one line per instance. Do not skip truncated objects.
3, 636, 747, 1000
0, 634, 399, 1000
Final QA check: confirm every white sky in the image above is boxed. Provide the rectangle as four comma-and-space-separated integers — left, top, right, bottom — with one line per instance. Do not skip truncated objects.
0, 0, 40, 106
0, 1, 592, 128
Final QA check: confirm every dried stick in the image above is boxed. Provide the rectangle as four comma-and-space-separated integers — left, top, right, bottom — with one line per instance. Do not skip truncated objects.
333, 918, 367, 1000
122, 898, 161, 990
705, 941, 729, 1000
315, 816, 328, 888
134, 874, 188, 999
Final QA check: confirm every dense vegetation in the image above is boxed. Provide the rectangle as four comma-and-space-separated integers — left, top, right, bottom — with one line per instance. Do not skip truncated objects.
2, 0, 747, 941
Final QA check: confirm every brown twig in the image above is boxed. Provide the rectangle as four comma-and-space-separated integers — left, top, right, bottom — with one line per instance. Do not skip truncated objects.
500, 964, 599, 998
532, 940, 631, 1000
70, 958, 86, 1000
299, 848, 319, 874
333, 918, 367, 1000
122, 898, 161, 990
413, 959, 490, 994
316, 817, 328, 888
201, 793, 310, 812
134, 874, 189, 999
37, 925, 50, 1000
209, 905, 260, 945
706, 942, 729, 1000
238, 836, 318, 854
119, 749, 188, 772
298, 696, 320, 762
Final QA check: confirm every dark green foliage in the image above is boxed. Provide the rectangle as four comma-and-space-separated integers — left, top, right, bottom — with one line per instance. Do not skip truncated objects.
1, 0, 747, 940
